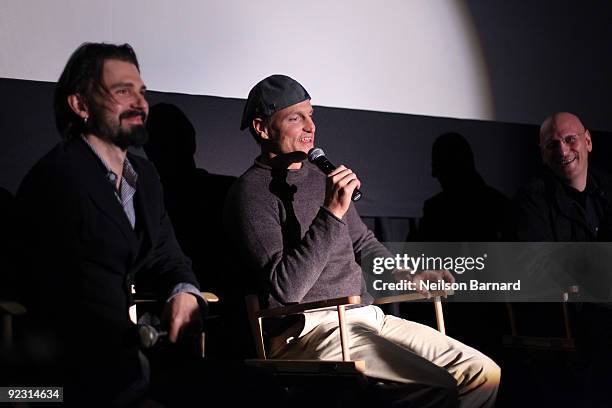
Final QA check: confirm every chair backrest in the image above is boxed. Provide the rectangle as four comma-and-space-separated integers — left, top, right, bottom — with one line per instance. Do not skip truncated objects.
244, 294, 267, 359
504, 286, 580, 351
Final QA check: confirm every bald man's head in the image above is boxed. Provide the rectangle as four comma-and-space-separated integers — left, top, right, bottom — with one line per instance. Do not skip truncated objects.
539, 112, 592, 191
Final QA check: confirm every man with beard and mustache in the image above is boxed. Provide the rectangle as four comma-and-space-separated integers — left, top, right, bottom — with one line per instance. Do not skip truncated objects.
514, 112, 612, 406
15, 43, 205, 407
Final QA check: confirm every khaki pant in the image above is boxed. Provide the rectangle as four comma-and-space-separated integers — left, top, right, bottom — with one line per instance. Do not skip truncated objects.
271, 305, 500, 408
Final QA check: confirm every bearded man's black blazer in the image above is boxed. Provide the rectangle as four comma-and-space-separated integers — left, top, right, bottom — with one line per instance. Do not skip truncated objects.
15, 136, 200, 399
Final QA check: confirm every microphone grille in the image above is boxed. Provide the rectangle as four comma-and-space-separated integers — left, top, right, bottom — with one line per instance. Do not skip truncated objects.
308, 147, 325, 162
137, 324, 158, 349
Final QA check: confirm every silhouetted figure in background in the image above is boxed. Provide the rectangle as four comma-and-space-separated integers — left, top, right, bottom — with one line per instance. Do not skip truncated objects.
409, 132, 510, 361
414, 132, 510, 241
144, 103, 236, 354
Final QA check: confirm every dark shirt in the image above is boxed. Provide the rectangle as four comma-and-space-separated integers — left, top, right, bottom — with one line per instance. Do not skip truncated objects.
561, 182, 600, 237
514, 168, 612, 242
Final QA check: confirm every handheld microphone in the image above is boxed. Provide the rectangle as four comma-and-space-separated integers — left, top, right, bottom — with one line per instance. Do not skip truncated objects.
136, 324, 167, 349
308, 147, 363, 202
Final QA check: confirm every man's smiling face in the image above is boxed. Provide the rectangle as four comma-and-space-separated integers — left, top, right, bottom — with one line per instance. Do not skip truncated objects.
540, 112, 592, 186
262, 99, 315, 168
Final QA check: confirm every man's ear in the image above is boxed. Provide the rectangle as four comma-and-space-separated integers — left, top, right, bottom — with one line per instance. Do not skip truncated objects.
252, 118, 269, 141
585, 129, 593, 153
67, 94, 90, 121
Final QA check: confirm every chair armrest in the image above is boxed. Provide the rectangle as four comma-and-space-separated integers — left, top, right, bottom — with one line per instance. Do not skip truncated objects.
133, 291, 219, 303
0, 300, 27, 315
201, 292, 219, 303
562, 286, 580, 302
373, 290, 453, 305
255, 295, 362, 319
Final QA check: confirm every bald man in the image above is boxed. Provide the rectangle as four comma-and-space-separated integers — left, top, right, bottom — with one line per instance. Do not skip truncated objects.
515, 112, 612, 241
514, 112, 612, 405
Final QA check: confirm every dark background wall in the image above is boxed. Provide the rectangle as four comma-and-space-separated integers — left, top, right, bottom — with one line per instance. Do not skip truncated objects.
2, 2, 611, 219
2, 77, 611, 218
466, 1, 612, 131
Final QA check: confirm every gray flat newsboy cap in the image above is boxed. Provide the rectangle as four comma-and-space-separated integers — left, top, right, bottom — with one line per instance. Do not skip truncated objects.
240, 74, 311, 130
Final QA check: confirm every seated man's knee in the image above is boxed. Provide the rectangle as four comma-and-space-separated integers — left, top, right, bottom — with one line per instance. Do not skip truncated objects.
480, 356, 501, 386
461, 354, 500, 395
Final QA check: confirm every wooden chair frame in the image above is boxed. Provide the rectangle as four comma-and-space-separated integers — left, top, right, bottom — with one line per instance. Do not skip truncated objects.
245, 290, 453, 375
0, 300, 26, 349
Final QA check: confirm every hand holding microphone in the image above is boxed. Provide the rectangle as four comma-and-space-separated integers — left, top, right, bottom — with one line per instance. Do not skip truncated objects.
137, 324, 167, 349
308, 147, 363, 219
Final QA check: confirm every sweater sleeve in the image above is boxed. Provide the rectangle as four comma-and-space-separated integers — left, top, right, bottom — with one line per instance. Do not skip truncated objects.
345, 203, 392, 268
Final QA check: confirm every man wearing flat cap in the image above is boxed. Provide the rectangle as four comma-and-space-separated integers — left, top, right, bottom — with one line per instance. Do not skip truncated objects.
224, 74, 500, 407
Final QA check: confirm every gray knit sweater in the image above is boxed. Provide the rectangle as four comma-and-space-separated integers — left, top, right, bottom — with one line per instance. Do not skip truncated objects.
224, 159, 389, 309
